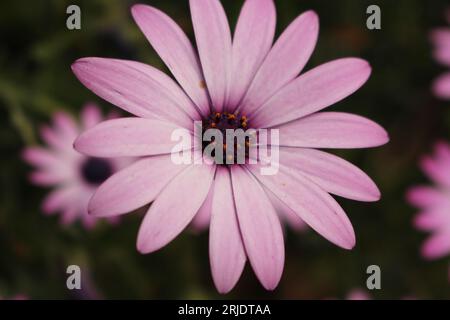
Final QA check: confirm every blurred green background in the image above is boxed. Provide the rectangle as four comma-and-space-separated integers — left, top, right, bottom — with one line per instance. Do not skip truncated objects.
1, 0, 450, 299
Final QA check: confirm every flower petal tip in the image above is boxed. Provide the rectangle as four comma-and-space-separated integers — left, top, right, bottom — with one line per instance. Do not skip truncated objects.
215, 285, 234, 295
303, 10, 319, 21
261, 279, 281, 292
130, 3, 150, 17
136, 241, 152, 255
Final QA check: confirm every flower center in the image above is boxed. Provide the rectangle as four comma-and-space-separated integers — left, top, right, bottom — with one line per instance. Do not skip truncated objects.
81, 157, 113, 185
201, 112, 252, 165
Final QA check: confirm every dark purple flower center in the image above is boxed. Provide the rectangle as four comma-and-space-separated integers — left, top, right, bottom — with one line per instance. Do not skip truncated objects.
201, 112, 252, 164
81, 157, 113, 185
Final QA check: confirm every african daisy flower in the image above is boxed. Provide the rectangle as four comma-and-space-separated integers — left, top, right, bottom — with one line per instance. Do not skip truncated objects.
431, 9, 450, 99
71, 0, 388, 292
23, 103, 127, 228
407, 141, 450, 280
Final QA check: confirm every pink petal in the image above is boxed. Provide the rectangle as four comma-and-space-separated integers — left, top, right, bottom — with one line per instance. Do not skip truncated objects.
238, 10, 319, 115
61, 205, 80, 226
277, 148, 381, 202
190, 186, 213, 232
42, 186, 80, 214
414, 209, 450, 231
29, 170, 68, 186
190, 0, 232, 112
82, 215, 98, 230
274, 112, 388, 149
421, 232, 450, 260
40, 125, 72, 151
265, 187, 307, 231
347, 289, 371, 300
406, 186, 450, 209
433, 72, 450, 99
81, 103, 102, 130
434, 141, 450, 163
209, 167, 246, 294
89, 155, 188, 217
53, 111, 79, 140
227, 0, 276, 109
137, 163, 216, 254
131, 4, 210, 116
231, 166, 284, 290
23, 147, 61, 168
247, 165, 356, 250
252, 59, 372, 128
420, 155, 450, 189
74, 118, 190, 158
71, 58, 200, 128
430, 28, 450, 67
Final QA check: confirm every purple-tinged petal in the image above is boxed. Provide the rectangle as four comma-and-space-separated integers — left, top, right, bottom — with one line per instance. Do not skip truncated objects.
42, 186, 80, 215
81, 103, 102, 130
137, 163, 216, 254
406, 186, 450, 209
433, 72, 450, 99
89, 155, 188, 217
273, 112, 388, 149
247, 165, 356, 250
252, 59, 372, 128
191, 186, 213, 231
23, 147, 62, 169
347, 289, 371, 300
430, 28, 450, 67
278, 148, 381, 202
210, 167, 246, 294
190, 0, 232, 112
265, 187, 307, 231
40, 125, 67, 150
74, 118, 190, 158
61, 205, 80, 226
131, 4, 210, 116
414, 209, 450, 231
238, 11, 319, 115
53, 111, 79, 141
29, 170, 70, 186
227, 0, 276, 109
231, 166, 284, 290
420, 154, 450, 189
422, 232, 450, 260
72, 57, 200, 128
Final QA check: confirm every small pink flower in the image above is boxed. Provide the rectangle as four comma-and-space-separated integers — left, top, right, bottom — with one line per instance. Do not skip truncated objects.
407, 141, 450, 279
431, 9, 450, 99
23, 103, 129, 229
0, 294, 28, 300
347, 289, 371, 300
71, 0, 388, 293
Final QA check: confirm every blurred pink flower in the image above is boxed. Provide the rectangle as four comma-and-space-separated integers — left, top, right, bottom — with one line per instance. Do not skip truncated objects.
347, 289, 371, 300
71, 0, 388, 293
23, 103, 129, 229
0, 294, 28, 300
431, 9, 450, 99
407, 141, 450, 279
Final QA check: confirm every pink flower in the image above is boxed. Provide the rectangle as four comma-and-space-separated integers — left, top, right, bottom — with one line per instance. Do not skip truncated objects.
407, 141, 450, 279
71, 0, 388, 293
431, 9, 450, 99
23, 103, 129, 229
346, 289, 371, 300
0, 294, 28, 300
